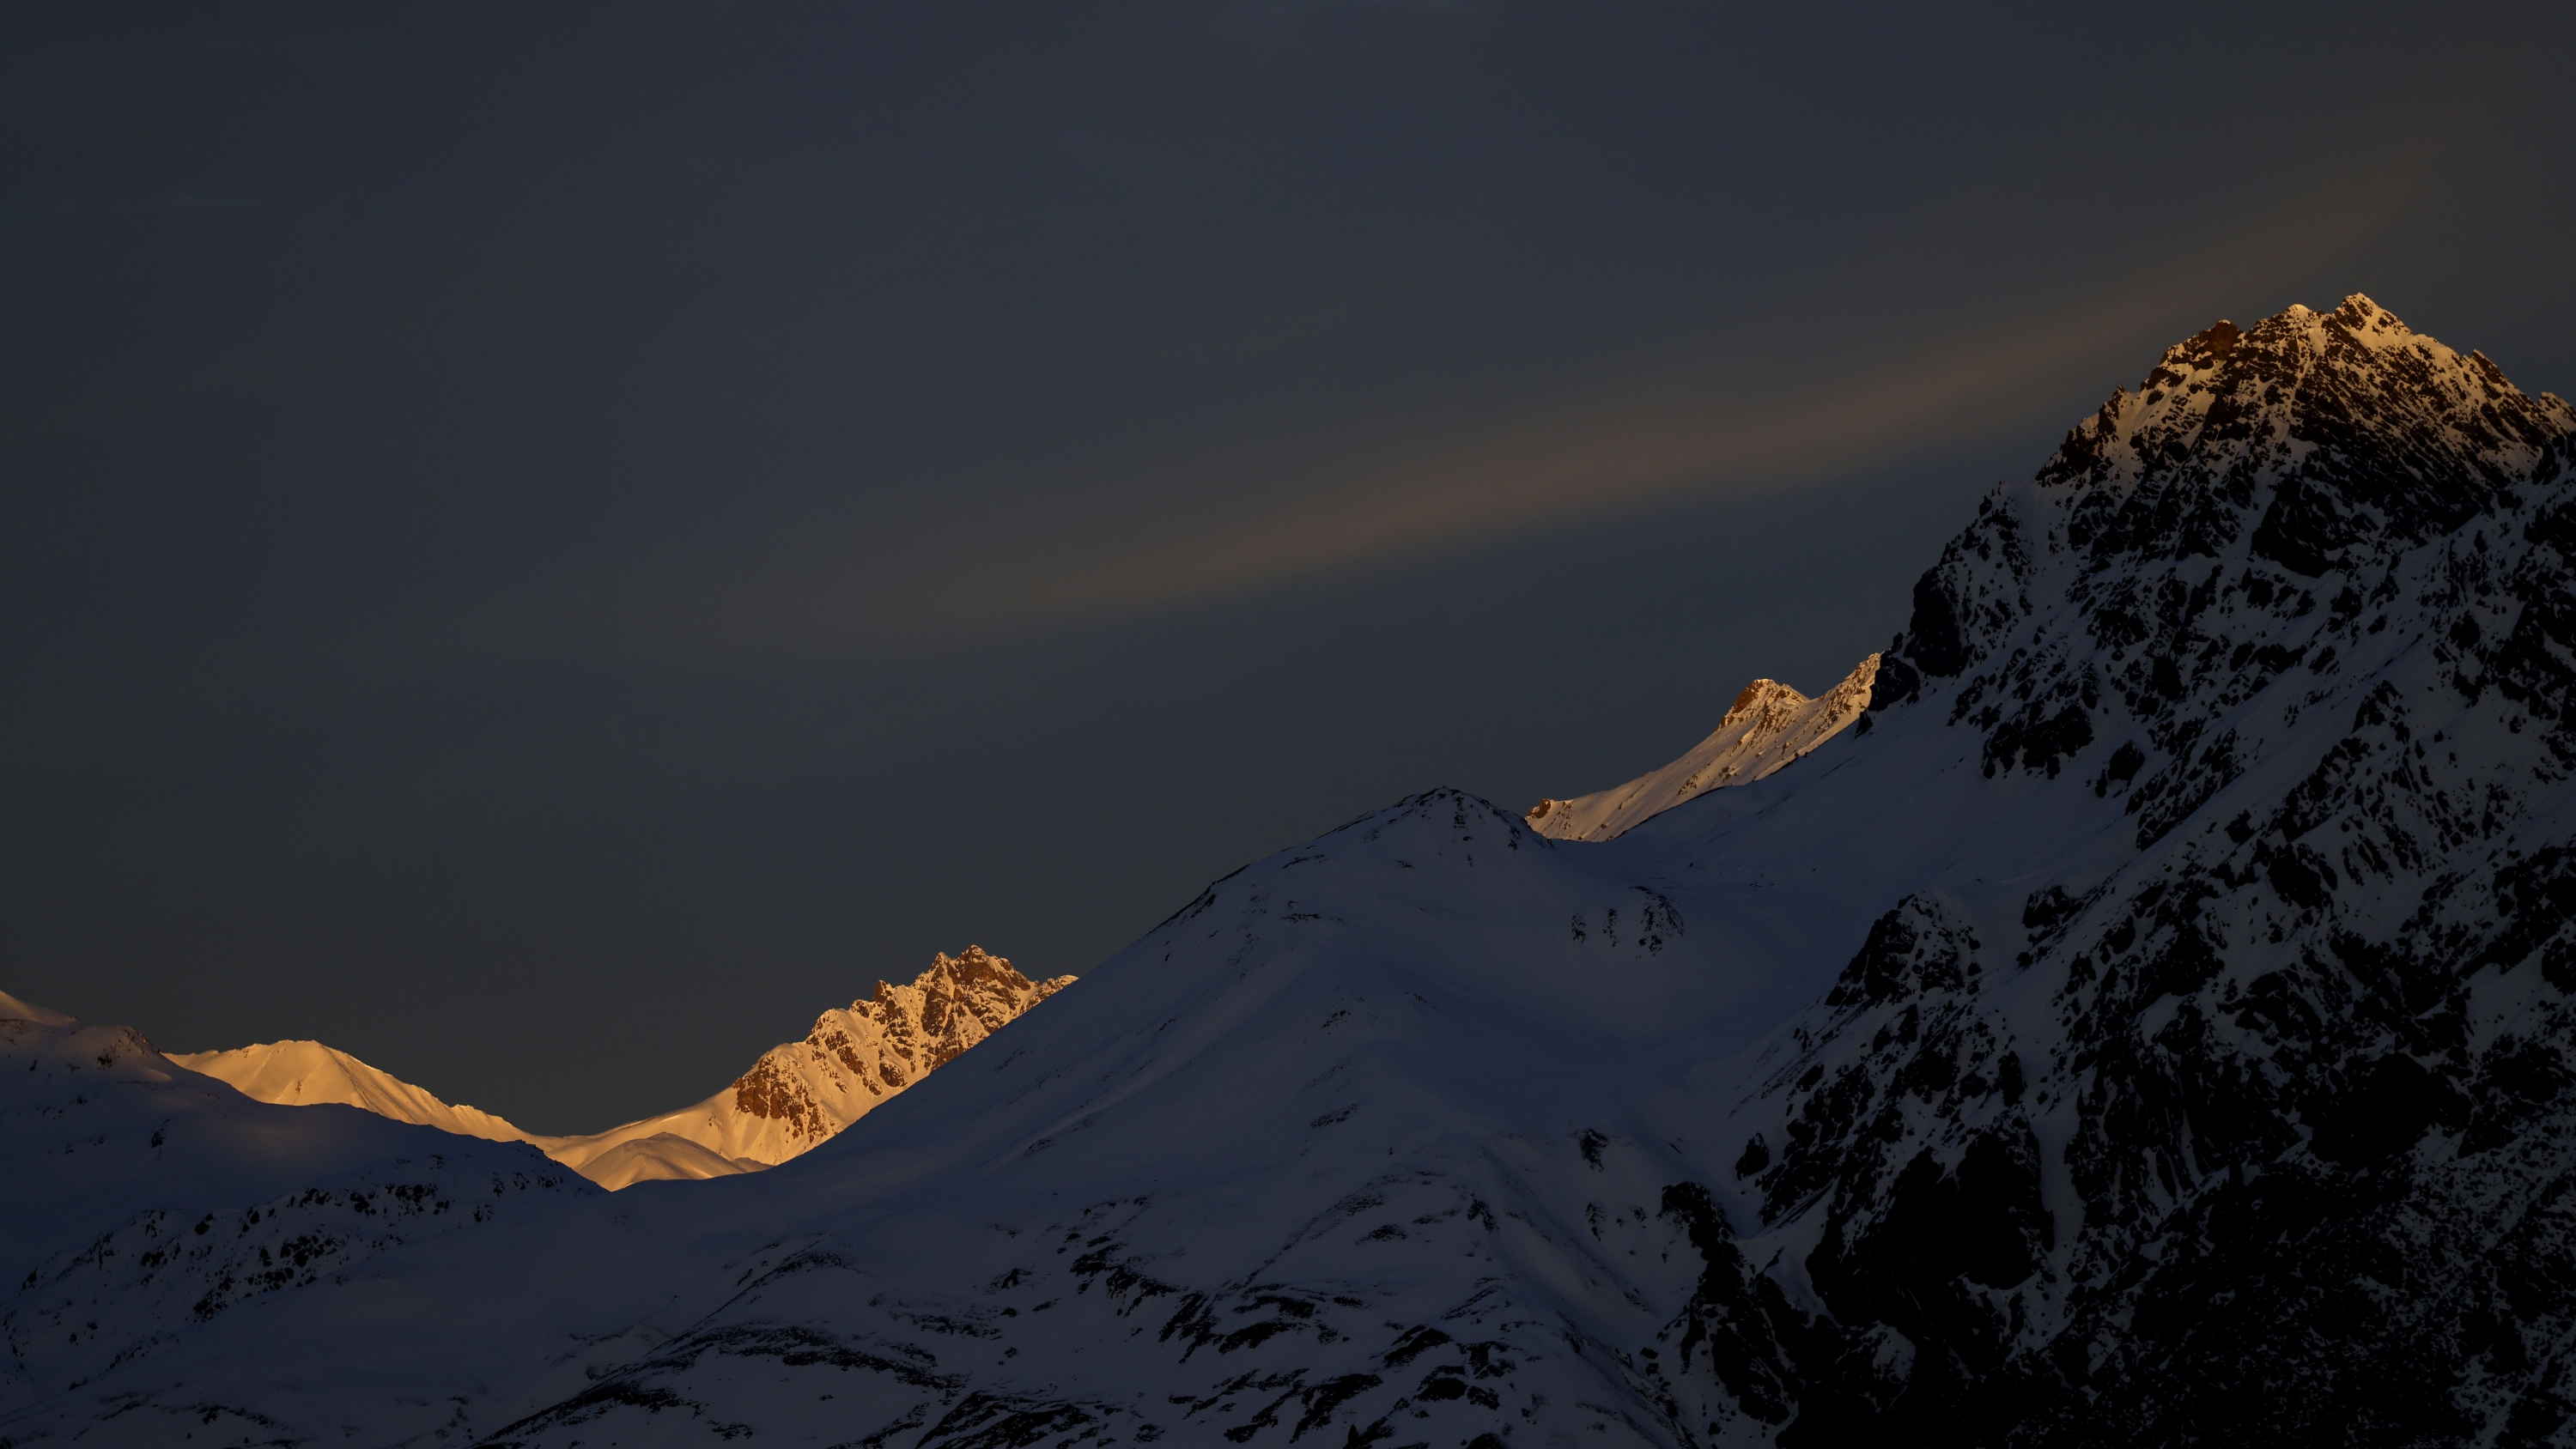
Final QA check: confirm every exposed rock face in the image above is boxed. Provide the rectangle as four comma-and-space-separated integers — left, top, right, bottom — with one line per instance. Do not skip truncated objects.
1530, 655, 1881, 840
716, 946, 1078, 1162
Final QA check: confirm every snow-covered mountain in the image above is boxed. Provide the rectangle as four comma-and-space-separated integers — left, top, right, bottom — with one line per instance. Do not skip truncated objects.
173, 946, 1072, 1189
1528, 656, 1881, 840
0, 992, 588, 1405
535, 944, 1075, 1174
9, 295, 2576, 1447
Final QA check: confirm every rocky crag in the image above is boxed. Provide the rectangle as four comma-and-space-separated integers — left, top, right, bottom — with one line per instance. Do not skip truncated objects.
689, 945, 1078, 1165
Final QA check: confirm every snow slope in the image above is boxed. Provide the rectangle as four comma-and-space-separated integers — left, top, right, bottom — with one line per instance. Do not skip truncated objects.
168, 1039, 539, 1145
0, 990, 72, 1028
573, 1132, 757, 1190
1528, 656, 1880, 840
10, 297, 2576, 1447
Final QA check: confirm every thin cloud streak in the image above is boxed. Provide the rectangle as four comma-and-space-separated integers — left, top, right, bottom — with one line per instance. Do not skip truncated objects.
985, 154, 2427, 626
463, 148, 2426, 670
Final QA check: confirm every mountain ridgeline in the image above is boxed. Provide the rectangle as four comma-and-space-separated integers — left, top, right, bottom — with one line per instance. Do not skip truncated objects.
1528, 658, 1881, 842
172, 947, 1072, 1189
7, 296, 2576, 1447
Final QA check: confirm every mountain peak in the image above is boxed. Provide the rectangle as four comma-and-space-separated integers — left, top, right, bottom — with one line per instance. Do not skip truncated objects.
168, 1038, 539, 1147
1528, 654, 1880, 840
1722, 677, 1810, 728
1877, 297, 2576, 713
723, 946, 1074, 1157
2032, 295, 2567, 577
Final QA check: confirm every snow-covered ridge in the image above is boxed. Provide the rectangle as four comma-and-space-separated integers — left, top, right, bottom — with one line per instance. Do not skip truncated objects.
168, 1039, 538, 1147
1528, 654, 1880, 840
176, 946, 1074, 1188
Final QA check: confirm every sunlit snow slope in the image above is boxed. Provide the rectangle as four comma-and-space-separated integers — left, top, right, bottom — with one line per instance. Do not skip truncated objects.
11, 298, 2576, 1449
176, 946, 1072, 1189
169, 1039, 542, 1146
1528, 656, 1880, 840
546, 945, 1077, 1172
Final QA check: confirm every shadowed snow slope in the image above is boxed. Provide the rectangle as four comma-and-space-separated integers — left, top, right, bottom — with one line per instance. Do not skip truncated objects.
0, 996, 590, 1408
10, 297, 2576, 1447
1528, 656, 1882, 840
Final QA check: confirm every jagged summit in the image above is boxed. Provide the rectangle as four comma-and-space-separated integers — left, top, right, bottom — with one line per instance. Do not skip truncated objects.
1529, 655, 1880, 840
1867, 296, 2575, 805
2037, 294, 2566, 578
1525, 298, 2550, 849
717, 944, 1075, 1161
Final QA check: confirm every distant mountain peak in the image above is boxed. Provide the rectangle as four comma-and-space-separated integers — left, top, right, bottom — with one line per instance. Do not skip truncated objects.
727, 945, 1074, 1152
169, 1039, 538, 1147
175, 947, 1075, 1189
1528, 655, 1880, 840
1722, 676, 1811, 728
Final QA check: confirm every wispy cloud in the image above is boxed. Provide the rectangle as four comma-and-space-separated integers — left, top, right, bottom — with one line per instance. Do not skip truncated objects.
455, 146, 2427, 670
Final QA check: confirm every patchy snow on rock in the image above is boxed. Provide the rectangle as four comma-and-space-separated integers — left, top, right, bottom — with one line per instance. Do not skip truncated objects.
1529, 655, 1881, 840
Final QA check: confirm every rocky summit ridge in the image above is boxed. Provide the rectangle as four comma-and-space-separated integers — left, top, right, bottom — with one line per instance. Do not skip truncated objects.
709, 945, 1078, 1164
8, 295, 2576, 1448
1528, 657, 1882, 841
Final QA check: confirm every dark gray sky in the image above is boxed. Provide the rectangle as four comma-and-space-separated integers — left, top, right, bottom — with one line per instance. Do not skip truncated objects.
9, 2, 2572, 1131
